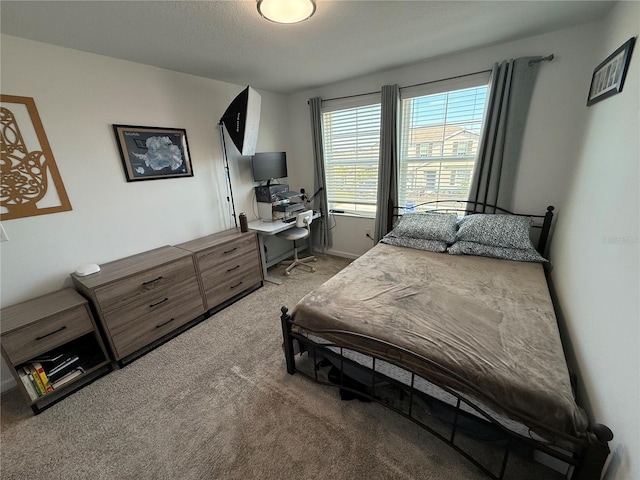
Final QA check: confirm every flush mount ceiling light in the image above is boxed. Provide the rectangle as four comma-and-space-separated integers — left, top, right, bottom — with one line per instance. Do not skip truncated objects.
257, 0, 316, 24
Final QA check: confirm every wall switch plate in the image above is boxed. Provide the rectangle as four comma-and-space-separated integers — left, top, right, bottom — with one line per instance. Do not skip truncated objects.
0, 224, 8, 242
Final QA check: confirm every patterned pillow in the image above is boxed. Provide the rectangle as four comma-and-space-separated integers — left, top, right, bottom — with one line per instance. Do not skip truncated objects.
448, 241, 548, 263
391, 213, 458, 244
456, 214, 534, 250
380, 234, 448, 253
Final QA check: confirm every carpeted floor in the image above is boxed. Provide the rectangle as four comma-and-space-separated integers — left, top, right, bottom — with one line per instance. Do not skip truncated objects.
1, 254, 562, 480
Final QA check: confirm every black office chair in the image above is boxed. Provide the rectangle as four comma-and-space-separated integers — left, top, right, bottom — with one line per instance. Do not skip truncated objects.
276, 209, 316, 275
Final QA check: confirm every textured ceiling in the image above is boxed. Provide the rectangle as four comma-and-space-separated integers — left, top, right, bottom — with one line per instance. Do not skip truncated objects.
0, 0, 615, 94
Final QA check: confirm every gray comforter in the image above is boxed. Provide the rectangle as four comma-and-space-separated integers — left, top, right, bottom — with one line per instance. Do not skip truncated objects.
291, 243, 588, 440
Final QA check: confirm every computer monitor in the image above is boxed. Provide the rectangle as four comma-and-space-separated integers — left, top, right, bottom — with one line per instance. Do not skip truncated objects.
252, 152, 287, 185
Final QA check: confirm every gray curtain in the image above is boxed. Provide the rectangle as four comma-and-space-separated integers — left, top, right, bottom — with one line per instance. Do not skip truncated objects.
468, 57, 541, 212
374, 84, 399, 241
308, 97, 331, 251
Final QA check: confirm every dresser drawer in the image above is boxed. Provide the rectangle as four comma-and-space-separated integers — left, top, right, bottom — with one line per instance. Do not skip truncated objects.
195, 235, 259, 273
95, 256, 197, 313
102, 277, 203, 336
2, 305, 94, 365
110, 286, 204, 359
203, 264, 262, 308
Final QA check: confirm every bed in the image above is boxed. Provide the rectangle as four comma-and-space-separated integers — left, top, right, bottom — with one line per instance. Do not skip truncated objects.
279, 203, 613, 480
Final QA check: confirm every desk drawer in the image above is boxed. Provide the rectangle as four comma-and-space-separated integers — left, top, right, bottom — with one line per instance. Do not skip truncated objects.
1, 306, 94, 365
95, 257, 196, 313
195, 235, 258, 273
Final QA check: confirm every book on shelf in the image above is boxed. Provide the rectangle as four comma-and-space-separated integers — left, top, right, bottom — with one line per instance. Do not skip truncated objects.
24, 365, 46, 396
30, 353, 64, 363
46, 356, 80, 383
22, 366, 41, 397
51, 367, 85, 390
19, 372, 39, 401
32, 362, 54, 394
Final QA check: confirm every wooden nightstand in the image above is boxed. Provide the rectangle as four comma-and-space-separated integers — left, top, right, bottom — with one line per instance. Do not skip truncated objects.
1, 288, 112, 414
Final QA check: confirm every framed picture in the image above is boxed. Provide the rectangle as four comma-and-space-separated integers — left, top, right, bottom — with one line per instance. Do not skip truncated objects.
113, 125, 194, 182
587, 37, 636, 106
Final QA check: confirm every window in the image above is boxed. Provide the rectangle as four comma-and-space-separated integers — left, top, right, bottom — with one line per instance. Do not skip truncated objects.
399, 76, 489, 211
424, 170, 437, 191
322, 98, 381, 216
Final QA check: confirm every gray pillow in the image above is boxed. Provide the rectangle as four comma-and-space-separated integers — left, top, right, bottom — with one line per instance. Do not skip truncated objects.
380, 234, 448, 253
456, 214, 534, 250
448, 241, 548, 263
391, 212, 458, 244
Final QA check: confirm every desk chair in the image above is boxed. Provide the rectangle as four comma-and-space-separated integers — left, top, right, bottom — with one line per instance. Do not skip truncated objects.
276, 209, 316, 276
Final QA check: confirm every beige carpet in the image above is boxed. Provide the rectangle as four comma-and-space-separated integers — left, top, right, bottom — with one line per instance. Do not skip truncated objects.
1, 255, 562, 480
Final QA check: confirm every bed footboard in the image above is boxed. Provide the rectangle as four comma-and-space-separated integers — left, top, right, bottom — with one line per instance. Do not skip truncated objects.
279, 305, 613, 480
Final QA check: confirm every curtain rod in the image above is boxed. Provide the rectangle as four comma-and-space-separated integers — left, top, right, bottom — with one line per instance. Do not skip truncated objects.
529, 54, 554, 66
312, 68, 490, 104
311, 54, 554, 104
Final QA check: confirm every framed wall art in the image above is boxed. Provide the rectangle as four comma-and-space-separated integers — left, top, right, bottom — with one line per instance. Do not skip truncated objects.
113, 125, 194, 182
1, 94, 72, 220
587, 37, 636, 106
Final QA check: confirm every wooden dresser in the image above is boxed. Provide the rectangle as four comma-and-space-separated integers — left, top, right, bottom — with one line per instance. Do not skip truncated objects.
71, 246, 205, 362
176, 229, 263, 311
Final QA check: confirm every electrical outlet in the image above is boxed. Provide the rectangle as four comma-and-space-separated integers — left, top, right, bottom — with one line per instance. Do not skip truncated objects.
0, 224, 8, 242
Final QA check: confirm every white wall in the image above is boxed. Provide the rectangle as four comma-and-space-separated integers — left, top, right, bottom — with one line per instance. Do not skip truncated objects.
286, 22, 601, 256
0, 35, 289, 389
549, 3, 639, 480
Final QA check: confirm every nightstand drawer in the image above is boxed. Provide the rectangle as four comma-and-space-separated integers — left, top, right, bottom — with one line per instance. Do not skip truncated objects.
95, 256, 196, 313
1, 305, 93, 365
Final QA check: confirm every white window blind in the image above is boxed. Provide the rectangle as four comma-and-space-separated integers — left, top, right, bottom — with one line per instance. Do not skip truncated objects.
399, 75, 489, 211
322, 99, 381, 216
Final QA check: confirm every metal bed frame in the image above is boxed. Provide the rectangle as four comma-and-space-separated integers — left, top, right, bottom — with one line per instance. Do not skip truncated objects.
279, 202, 613, 480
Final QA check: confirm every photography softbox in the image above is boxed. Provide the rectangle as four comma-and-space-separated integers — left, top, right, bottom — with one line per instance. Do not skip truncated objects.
220, 86, 262, 156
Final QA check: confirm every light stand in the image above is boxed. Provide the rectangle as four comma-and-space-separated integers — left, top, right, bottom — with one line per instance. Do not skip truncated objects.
219, 122, 238, 227
218, 86, 262, 229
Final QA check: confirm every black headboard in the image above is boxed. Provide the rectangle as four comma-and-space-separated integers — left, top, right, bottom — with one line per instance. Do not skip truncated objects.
388, 200, 555, 255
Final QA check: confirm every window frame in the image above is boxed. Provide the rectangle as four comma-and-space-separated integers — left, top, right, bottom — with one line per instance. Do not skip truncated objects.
321, 95, 382, 217
398, 72, 490, 212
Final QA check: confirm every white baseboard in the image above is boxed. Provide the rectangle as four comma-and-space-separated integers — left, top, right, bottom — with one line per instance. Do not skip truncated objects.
326, 249, 359, 260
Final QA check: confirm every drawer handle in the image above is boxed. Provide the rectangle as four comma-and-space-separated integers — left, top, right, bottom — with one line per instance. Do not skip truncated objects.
156, 318, 175, 329
149, 297, 169, 308
142, 276, 164, 286
35, 326, 67, 341
223, 247, 237, 255
227, 264, 240, 273
230, 281, 243, 289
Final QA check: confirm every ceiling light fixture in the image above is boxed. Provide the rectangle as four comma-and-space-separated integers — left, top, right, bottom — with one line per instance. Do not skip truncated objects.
257, 0, 316, 24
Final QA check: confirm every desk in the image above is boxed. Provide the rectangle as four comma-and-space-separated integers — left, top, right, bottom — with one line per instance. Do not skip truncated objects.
248, 212, 320, 285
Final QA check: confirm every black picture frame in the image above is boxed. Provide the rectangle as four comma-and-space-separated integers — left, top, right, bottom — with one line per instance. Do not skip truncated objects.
587, 37, 636, 106
113, 125, 194, 181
